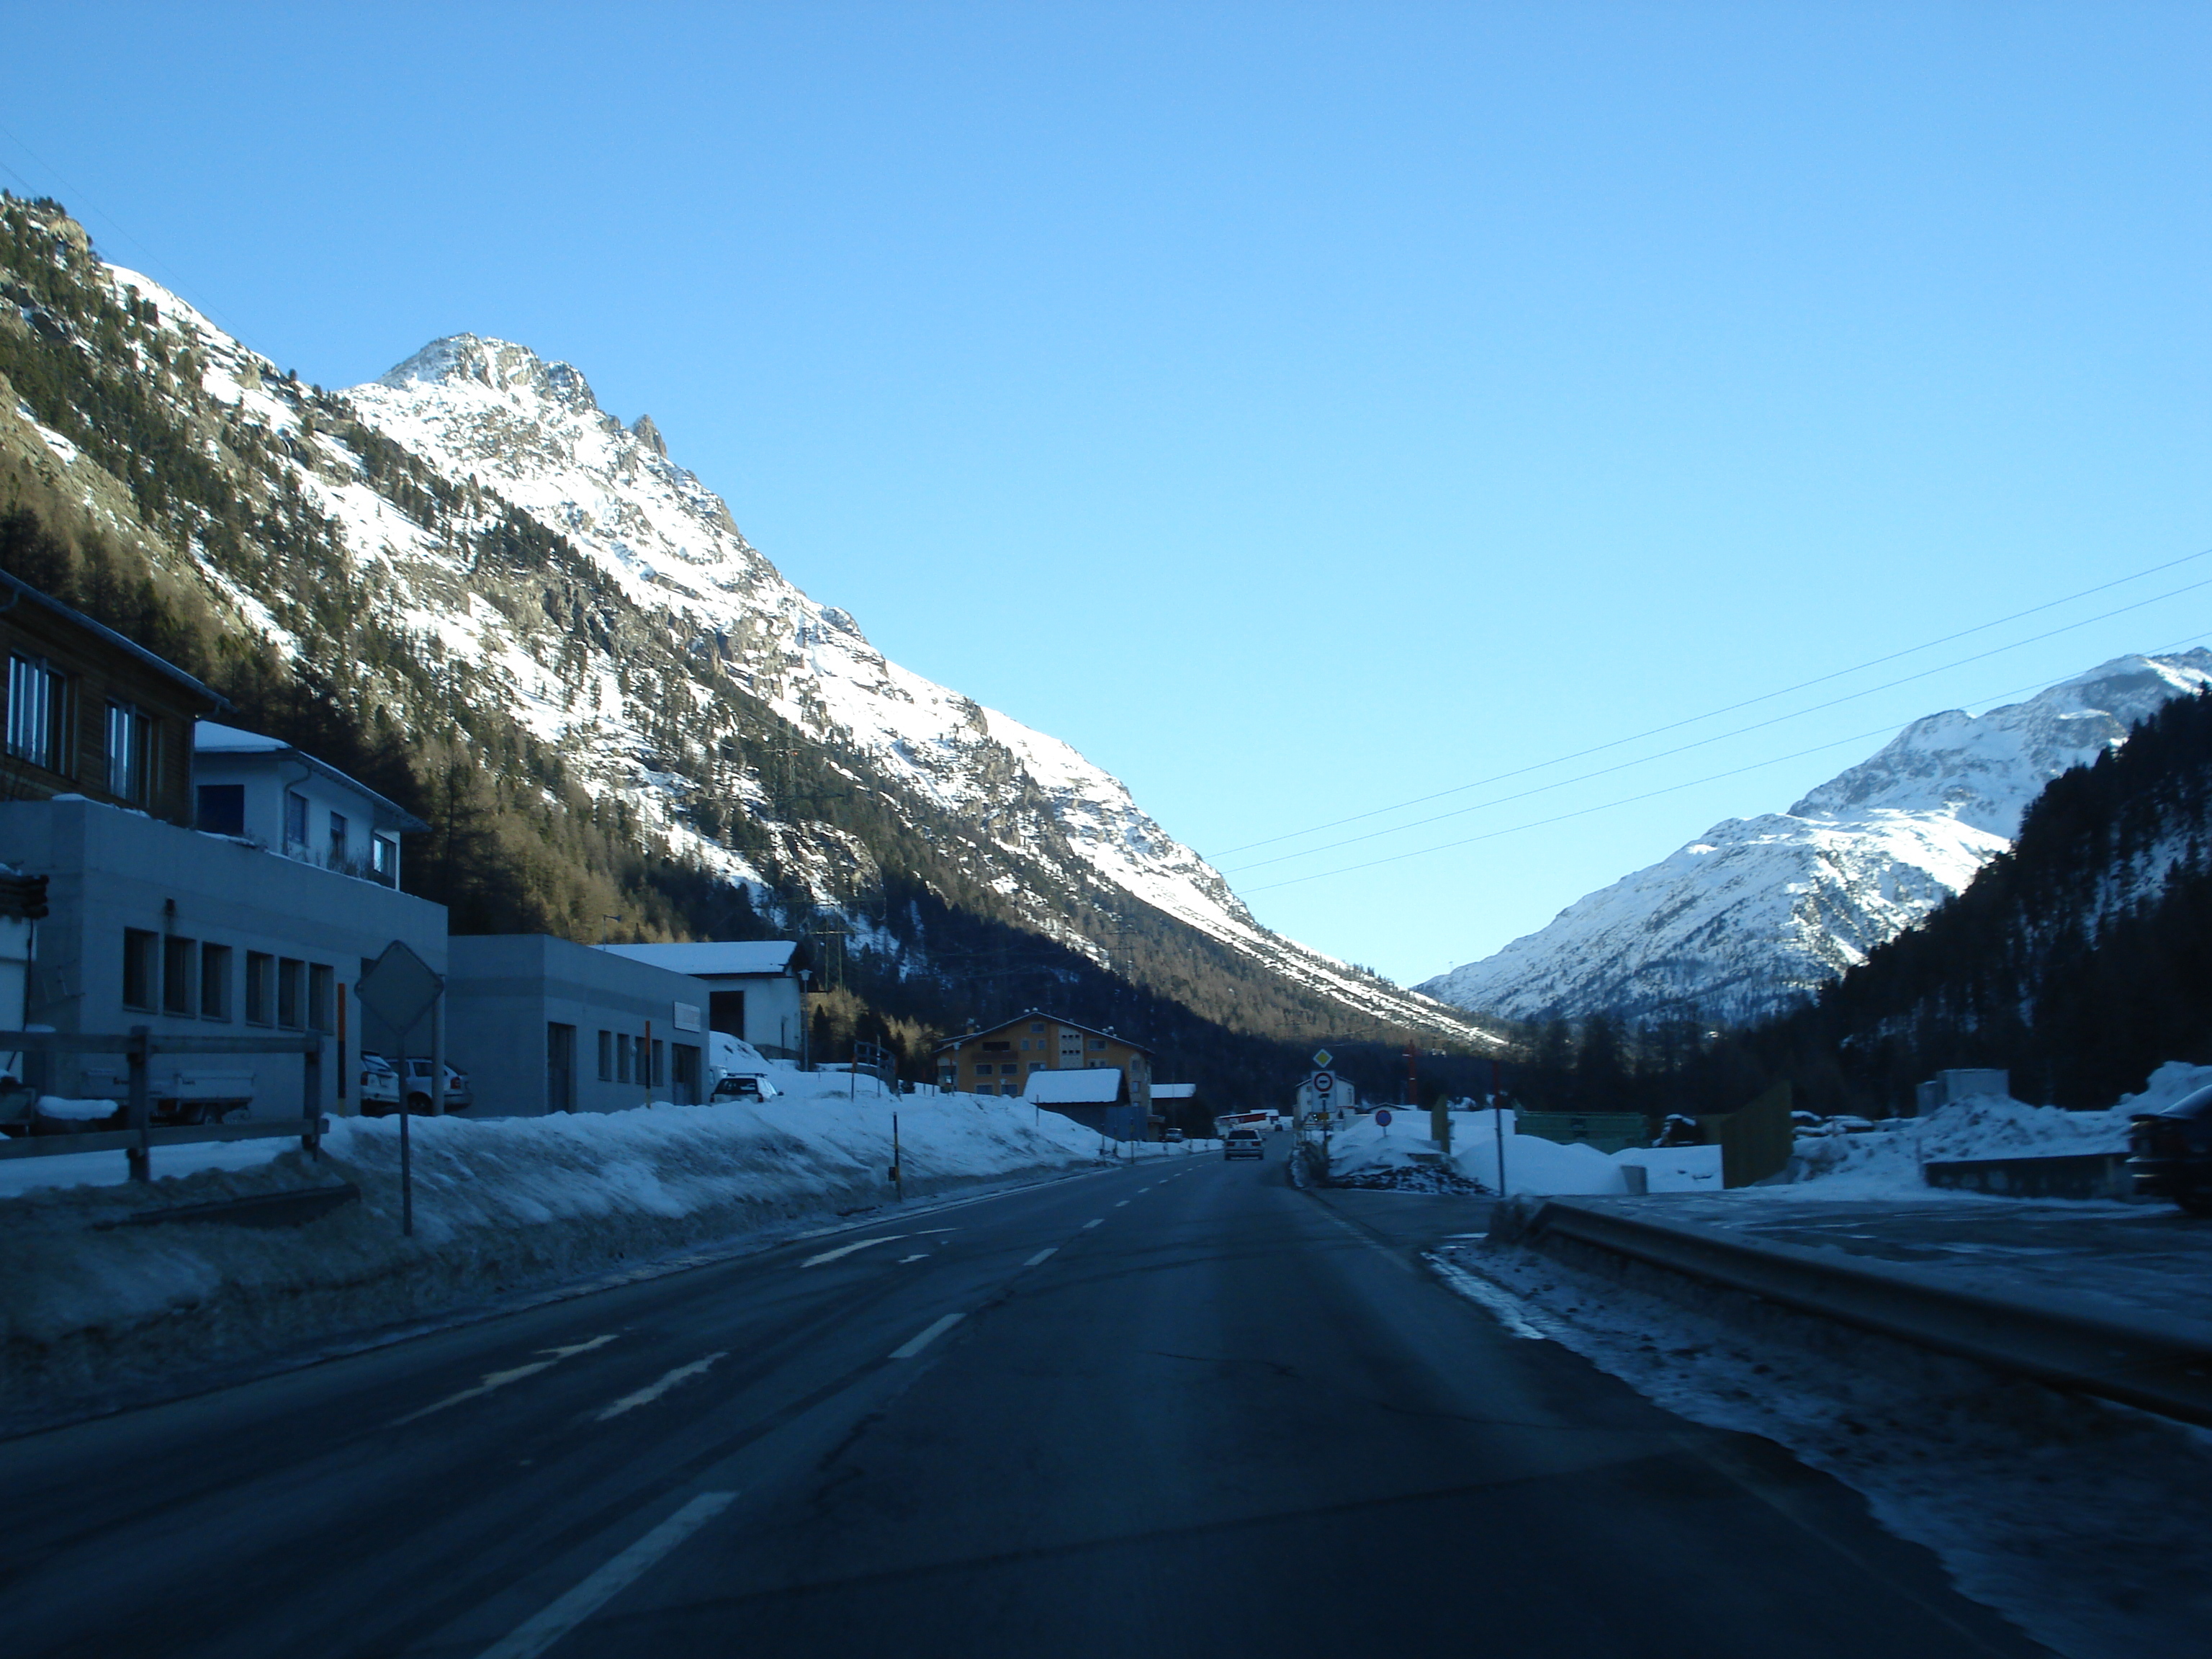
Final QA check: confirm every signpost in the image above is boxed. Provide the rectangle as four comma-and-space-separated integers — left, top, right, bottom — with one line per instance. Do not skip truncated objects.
1375, 1107, 1392, 1133
355, 941, 444, 1238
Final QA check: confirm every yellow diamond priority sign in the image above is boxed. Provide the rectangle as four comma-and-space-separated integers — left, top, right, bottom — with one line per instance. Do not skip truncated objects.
1312, 1048, 1332, 1069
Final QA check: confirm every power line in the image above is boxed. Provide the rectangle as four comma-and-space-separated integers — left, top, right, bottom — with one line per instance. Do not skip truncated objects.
1213, 544, 2212, 859
1240, 628, 2212, 895
1223, 575, 2212, 873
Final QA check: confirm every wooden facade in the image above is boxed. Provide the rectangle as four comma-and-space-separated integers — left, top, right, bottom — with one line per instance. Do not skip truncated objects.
934, 1012, 1153, 1100
0, 573, 222, 827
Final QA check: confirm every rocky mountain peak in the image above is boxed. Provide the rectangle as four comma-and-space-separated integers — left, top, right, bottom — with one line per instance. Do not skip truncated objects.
629, 413, 667, 457
376, 334, 599, 413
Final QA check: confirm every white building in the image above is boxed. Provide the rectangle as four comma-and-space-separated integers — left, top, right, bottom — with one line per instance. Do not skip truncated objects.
595, 940, 806, 1060
193, 721, 426, 887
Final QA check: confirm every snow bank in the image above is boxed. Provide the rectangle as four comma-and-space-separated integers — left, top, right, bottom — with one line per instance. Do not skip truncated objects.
1773, 1062, 2212, 1201
0, 1091, 1109, 1426
1325, 1110, 1721, 1197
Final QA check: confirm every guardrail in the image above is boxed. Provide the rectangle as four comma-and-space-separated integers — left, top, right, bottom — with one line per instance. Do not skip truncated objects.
0, 1027, 326, 1182
1501, 1195, 2212, 1430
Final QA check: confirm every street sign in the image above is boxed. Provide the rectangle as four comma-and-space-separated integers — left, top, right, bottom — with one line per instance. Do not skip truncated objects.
1312, 1048, 1333, 1069
356, 941, 443, 1035
1375, 1108, 1393, 1128
1312, 1071, 1334, 1095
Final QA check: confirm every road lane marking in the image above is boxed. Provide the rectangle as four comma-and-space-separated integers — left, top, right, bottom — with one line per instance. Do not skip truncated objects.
1425, 1256, 1547, 1341
897, 1254, 928, 1263
393, 1335, 619, 1426
475, 1491, 737, 1659
1023, 1247, 1057, 1267
889, 1313, 964, 1360
1082, 1219, 1102, 1229
1114, 1200, 1130, 1208
595, 1353, 728, 1422
801, 1235, 907, 1268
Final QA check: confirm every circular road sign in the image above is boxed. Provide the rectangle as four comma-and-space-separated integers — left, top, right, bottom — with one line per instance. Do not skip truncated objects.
1313, 1072, 1334, 1094
1375, 1109, 1393, 1127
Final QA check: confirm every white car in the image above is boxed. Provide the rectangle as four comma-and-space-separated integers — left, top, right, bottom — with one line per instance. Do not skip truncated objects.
358, 1053, 401, 1114
1224, 1128, 1264, 1161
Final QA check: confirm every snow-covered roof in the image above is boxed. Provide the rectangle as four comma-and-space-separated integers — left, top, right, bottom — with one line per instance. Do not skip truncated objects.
192, 721, 428, 832
933, 1010, 1151, 1056
598, 940, 799, 979
1025, 1068, 1123, 1105
1152, 1083, 1196, 1100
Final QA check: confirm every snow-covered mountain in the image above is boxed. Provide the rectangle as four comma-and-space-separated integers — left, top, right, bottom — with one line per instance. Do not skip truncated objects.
1417, 653, 2212, 1027
0, 198, 1483, 1046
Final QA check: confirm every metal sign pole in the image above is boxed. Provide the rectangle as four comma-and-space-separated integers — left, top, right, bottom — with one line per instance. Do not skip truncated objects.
399, 1015, 414, 1237
1491, 1056, 1507, 1199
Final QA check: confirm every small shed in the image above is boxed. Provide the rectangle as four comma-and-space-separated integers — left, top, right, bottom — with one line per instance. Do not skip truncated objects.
1025, 1066, 1146, 1143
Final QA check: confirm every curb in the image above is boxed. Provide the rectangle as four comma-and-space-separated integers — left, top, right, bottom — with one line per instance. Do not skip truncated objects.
1498, 1195, 2212, 1429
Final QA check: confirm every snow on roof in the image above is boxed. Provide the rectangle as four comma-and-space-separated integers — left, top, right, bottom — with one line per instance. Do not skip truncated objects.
1025, 1068, 1123, 1105
1152, 1083, 1196, 1099
598, 940, 798, 978
193, 721, 290, 752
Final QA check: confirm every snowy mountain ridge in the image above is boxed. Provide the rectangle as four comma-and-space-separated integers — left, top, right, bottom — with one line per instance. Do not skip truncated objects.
1417, 652, 2212, 1028
0, 202, 1478, 1048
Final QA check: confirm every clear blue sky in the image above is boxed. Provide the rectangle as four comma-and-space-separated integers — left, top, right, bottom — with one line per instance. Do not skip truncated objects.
6, 3, 2209, 984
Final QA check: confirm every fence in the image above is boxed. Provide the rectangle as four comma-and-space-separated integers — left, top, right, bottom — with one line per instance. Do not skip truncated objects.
0, 1026, 327, 1182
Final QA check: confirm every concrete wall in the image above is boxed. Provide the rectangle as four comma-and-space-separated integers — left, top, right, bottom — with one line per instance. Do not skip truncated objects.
446, 935, 714, 1116
0, 797, 447, 1118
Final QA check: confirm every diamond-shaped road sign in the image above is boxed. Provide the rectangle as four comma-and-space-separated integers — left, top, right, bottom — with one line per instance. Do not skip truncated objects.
356, 940, 444, 1036
1312, 1048, 1333, 1069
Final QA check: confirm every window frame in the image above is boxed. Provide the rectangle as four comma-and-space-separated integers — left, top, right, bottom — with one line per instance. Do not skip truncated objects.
7, 653, 65, 772
122, 928, 158, 1012
199, 943, 233, 1021
244, 952, 274, 1025
161, 934, 197, 1017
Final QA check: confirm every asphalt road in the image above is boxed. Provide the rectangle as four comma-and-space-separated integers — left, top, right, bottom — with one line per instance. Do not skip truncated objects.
0, 1143, 2049, 1658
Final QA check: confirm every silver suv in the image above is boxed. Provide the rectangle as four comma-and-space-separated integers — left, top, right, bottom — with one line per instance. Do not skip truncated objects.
1224, 1128, 1264, 1160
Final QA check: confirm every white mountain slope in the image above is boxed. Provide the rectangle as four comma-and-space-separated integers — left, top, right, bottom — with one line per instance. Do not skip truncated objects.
1417, 652, 2212, 1027
35, 246, 1478, 1046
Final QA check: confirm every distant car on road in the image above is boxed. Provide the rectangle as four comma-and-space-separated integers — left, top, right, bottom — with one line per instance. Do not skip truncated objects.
2129, 1083, 2212, 1214
1223, 1128, 1264, 1160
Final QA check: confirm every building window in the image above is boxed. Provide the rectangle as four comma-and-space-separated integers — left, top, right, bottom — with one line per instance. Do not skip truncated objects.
1089, 1038, 1107, 1051
709, 989, 745, 1038
7, 655, 63, 770
276, 958, 305, 1029
1030, 1022, 1045, 1033
122, 928, 158, 1011
284, 791, 309, 849
671, 1043, 701, 1105
162, 935, 196, 1016
616, 1033, 634, 1084
245, 952, 274, 1025
371, 835, 397, 886
328, 812, 349, 868
650, 1038, 665, 1089
200, 943, 232, 1020
106, 701, 153, 805
308, 964, 334, 1032
597, 1030, 614, 1082
197, 784, 246, 837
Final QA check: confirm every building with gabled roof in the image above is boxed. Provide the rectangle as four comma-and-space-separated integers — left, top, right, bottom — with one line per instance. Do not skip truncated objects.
935, 1010, 1152, 1136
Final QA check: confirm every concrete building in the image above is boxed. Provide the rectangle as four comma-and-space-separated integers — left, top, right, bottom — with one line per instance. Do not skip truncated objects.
934, 1012, 1153, 1120
446, 935, 716, 1115
194, 722, 426, 887
0, 796, 446, 1120
595, 940, 807, 1060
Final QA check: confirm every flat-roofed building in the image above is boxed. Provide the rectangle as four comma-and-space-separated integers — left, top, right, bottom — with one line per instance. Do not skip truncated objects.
595, 940, 807, 1060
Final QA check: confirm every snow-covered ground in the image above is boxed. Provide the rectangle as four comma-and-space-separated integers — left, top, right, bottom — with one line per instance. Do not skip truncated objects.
1325, 1108, 1722, 1195
0, 1088, 1141, 1426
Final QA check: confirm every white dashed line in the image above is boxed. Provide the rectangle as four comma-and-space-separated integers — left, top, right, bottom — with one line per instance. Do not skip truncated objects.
897, 1254, 928, 1263
889, 1313, 964, 1360
1082, 1219, 1102, 1229
475, 1491, 737, 1659
1114, 1200, 1130, 1208
1023, 1246, 1057, 1267
801, 1236, 906, 1268
595, 1352, 727, 1421
393, 1335, 619, 1426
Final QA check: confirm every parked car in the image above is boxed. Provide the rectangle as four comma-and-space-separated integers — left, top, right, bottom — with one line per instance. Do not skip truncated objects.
398, 1057, 472, 1112
711, 1072, 775, 1103
359, 1053, 401, 1114
2128, 1083, 2212, 1214
1162, 1127, 1185, 1143
1224, 1128, 1264, 1161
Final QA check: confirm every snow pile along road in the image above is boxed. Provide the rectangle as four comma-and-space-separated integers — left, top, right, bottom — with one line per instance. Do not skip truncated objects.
0, 1092, 1107, 1428
1326, 1109, 1721, 1196
1776, 1063, 2212, 1201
